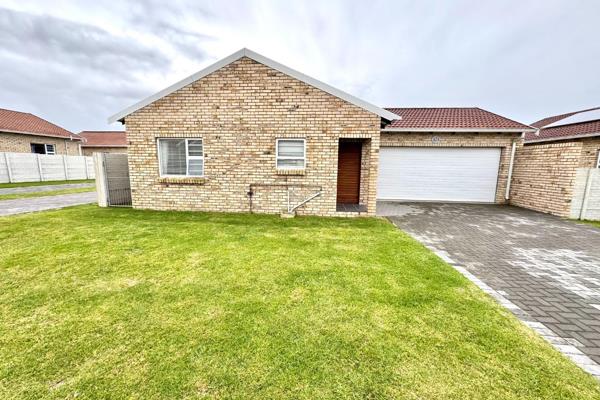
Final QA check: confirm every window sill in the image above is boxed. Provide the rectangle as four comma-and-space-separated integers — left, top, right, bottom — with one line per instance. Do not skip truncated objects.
157, 177, 206, 185
276, 169, 305, 176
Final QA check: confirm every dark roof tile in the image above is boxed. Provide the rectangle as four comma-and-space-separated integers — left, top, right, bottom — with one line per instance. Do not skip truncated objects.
79, 131, 127, 147
0, 107, 77, 139
385, 107, 532, 130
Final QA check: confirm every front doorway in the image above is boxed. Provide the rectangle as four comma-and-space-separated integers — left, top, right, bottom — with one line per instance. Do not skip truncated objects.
336, 140, 362, 205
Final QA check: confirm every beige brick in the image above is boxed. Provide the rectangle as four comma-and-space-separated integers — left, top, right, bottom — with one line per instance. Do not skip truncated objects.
0, 132, 80, 155
510, 141, 582, 217
125, 57, 380, 217
510, 137, 600, 217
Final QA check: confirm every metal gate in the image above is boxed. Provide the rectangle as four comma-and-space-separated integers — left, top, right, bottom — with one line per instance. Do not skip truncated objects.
101, 153, 132, 207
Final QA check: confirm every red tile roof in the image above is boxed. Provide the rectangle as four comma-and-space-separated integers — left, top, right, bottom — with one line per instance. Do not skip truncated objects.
79, 131, 127, 147
0, 107, 79, 140
525, 107, 600, 142
384, 107, 532, 131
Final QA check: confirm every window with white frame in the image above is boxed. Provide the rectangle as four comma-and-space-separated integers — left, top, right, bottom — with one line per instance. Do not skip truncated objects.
596, 151, 600, 168
276, 139, 305, 169
30, 143, 56, 155
158, 138, 204, 177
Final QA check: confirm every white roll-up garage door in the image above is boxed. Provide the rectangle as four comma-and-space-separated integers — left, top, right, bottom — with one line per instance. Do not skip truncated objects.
377, 147, 501, 203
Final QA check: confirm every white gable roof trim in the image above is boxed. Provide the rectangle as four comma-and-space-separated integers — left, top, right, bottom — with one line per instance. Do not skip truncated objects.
108, 48, 399, 123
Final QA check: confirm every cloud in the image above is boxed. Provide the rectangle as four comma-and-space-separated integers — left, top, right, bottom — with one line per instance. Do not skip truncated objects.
0, 0, 598, 131
126, 1, 217, 61
0, 6, 175, 131
0, 7, 170, 76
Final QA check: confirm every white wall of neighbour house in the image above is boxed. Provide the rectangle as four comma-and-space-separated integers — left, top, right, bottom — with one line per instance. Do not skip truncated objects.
0, 152, 95, 183
571, 168, 600, 221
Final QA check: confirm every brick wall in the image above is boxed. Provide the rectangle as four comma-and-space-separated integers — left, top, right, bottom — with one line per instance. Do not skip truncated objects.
580, 137, 600, 168
510, 141, 583, 217
82, 147, 127, 156
124, 57, 380, 216
380, 132, 521, 204
0, 132, 80, 155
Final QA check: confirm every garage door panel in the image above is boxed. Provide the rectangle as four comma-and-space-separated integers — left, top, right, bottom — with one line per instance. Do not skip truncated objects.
377, 147, 501, 203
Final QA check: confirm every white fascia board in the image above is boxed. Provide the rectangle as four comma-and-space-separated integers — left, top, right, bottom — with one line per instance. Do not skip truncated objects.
108, 48, 398, 123
525, 132, 600, 144
381, 127, 536, 133
108, 49, 246, 123
243, 49, 399, 121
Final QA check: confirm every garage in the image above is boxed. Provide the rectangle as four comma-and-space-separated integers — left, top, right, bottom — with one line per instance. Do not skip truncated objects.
377, 147, 501, 203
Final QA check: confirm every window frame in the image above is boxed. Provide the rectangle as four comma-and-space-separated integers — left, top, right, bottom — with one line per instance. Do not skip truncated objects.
157, 138, 204, 178
276, 138, 306, 170
45, 144, 56, 155
30, 143, 45, 154
596, 151, 600, 168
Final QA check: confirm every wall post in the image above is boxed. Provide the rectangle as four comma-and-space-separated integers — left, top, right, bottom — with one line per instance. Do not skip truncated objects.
94, 153, 108, 207
4, 152, 13, 183
579, 168, 594, 220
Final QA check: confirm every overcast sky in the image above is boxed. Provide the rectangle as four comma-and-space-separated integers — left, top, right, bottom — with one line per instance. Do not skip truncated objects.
0, 0, 598, 132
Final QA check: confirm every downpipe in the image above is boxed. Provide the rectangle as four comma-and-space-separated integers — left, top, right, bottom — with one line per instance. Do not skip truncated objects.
505, 140, 517, 201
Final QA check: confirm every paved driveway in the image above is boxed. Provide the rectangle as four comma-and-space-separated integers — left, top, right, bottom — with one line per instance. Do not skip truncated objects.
0, 192, 97, 216
379, 202, 600, 378
0, 182, 94, 195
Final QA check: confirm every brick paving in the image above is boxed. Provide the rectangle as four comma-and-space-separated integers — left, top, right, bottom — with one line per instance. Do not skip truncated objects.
0, 192, 96, 216
379, 202, 600, 378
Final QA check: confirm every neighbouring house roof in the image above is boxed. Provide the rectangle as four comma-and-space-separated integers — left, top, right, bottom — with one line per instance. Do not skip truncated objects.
525, 107, 600, 143
0, 107, 80, 140
108, 48, 399, 123
530, 107, 600, 128
79, 131, 127, 147
382, 107, 534, 132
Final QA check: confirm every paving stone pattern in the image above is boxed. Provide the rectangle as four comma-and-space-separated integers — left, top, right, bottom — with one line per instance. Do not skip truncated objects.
379, 202, 600, 378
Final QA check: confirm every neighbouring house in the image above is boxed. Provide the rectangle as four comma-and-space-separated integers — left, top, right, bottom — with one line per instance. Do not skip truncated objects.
0, 107, 81, 155
511, 107, 600, 218
79, 131, 127, 156
108, 48, 533, 216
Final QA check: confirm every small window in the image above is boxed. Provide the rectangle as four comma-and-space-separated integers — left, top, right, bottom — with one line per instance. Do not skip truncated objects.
30, 143, 55, 155
31, 143, 46, 154
158, 138, 204, 177
276, 139, 305, 169
596, 151, 600, 168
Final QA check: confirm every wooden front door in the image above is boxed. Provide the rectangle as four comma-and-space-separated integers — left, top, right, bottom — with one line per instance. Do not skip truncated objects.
336, 141, 362, 204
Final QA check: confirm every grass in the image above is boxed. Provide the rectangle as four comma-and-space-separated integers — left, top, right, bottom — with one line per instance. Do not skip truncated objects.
0, 187, 95, 201
1, 206, 599, 399
0, 179, 94, 189
581, 220, 600, 229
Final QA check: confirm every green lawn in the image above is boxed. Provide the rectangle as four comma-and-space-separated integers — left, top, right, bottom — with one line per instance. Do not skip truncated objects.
581, 220, 600, 229
0, 186, 94, 201
1, 206, 598, 399
0, 179, 94, 189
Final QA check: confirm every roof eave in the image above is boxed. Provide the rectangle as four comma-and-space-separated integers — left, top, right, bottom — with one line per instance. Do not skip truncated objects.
525, 131, 600, 144
0, 128, 81, 140
381, 127, 536, 133
108, 48, 398, 123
